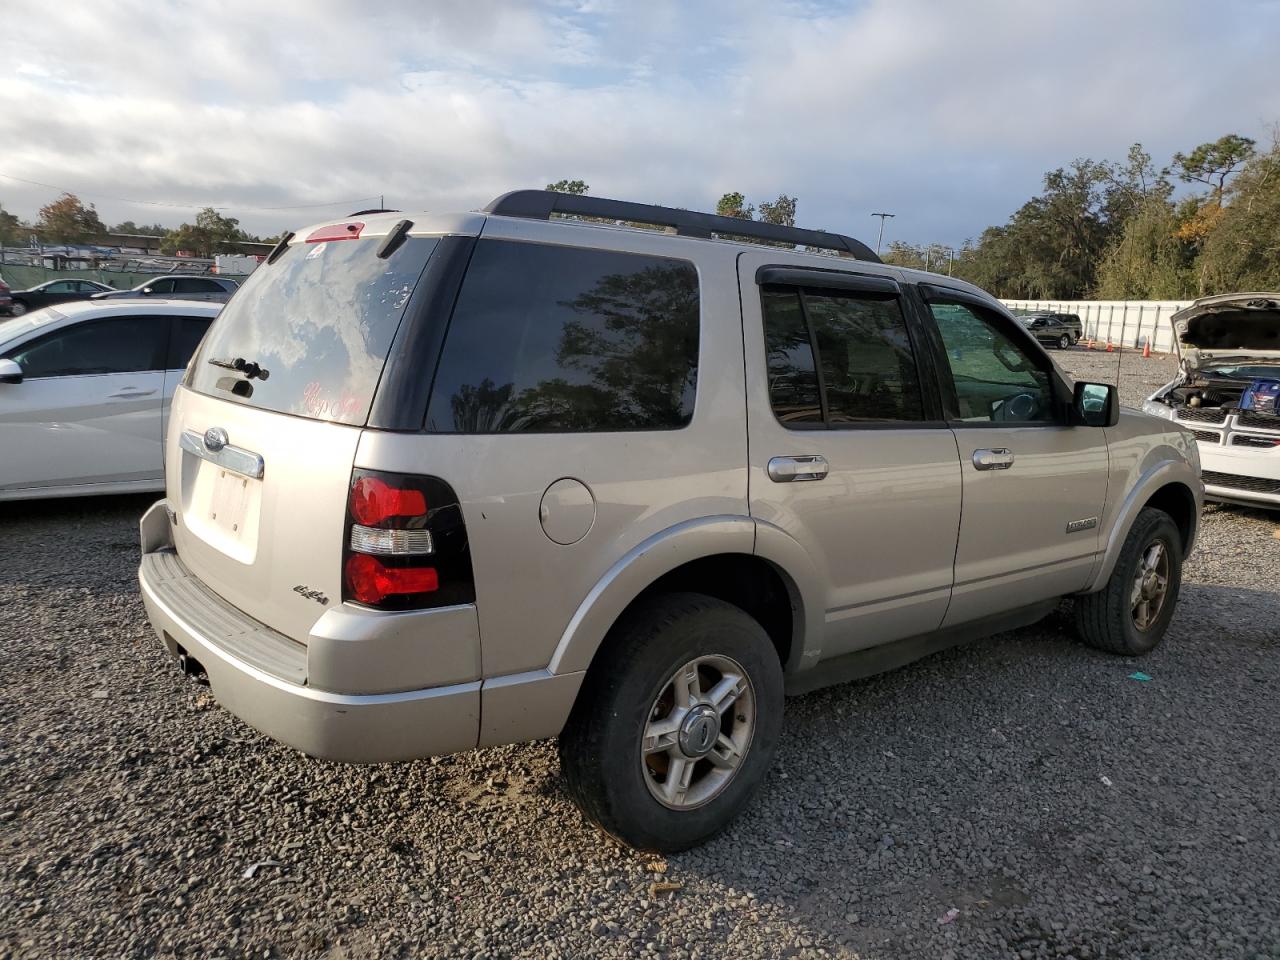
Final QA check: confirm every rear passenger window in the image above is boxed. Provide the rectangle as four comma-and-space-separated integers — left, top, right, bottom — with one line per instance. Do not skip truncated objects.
168, 316, 213, 369
760, 287, 925, 426
425, 240, 699, 433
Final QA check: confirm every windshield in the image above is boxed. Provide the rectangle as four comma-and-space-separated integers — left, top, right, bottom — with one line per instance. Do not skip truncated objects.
187, 236, 438, 425
0, 307, 65, 347
1201, 361, 1280, 380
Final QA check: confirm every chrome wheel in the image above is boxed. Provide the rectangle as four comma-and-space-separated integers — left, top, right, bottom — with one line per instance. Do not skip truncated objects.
1130, 539, 1170, 631
641, 654, 755, 810
9, 302, 26, 317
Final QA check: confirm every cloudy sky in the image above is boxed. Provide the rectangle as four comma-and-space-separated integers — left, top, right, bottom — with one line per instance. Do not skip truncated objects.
2, 0, 1277, 246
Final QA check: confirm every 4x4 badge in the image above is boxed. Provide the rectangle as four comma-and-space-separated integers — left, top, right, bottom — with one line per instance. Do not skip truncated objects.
293, 585, 330, 606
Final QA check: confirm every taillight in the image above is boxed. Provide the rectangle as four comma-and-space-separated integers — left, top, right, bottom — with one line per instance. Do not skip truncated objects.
342, 469, 474, 611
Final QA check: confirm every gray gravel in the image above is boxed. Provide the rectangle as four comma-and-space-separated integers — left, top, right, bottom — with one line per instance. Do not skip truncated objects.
3, 348, 1279, 959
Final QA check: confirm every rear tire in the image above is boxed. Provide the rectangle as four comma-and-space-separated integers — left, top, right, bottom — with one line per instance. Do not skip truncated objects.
558, 593, 783, 852
9, 301, 26, 317
1075, 507, 1183, 655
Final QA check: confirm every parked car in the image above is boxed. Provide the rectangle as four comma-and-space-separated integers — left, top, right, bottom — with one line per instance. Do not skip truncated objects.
0, 299, 219, 500
91, 275, 238, 302
1019, 312, 1082, 348
5, 278, 115, 316
137, 191, 1202, 852
0, 279, 11, 316
1142, 292, 1280, 509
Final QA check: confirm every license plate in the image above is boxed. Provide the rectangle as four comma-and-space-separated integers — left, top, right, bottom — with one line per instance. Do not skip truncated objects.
186, 459, 262, 563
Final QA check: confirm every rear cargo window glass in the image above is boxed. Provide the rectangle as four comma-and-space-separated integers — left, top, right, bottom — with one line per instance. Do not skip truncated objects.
425, 239, 699, 433
188, 237, 437, 425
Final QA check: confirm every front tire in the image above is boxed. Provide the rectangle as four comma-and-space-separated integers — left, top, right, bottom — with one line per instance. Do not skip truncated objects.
1075, 507, 1183, 655
558, 593, 783, 852
1058, 333, 1071, 349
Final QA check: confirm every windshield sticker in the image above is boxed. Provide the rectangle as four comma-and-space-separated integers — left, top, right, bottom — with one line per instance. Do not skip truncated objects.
305, 242, 328, 260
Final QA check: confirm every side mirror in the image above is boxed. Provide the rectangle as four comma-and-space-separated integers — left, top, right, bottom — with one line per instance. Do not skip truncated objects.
141, 287, 154, 295
0, 358, 24, 384
1073, 381, 1118, 427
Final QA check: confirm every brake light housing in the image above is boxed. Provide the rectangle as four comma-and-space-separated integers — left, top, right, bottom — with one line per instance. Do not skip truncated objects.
341, 469, 474, 611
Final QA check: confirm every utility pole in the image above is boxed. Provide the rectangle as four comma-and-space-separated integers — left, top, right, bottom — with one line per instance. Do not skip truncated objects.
870, 212, 895, 255
947, 248, 955, 276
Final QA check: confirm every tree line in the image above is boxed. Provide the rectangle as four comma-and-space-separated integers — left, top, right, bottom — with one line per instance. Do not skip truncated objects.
0, 193, 278, 258
555, 129, 1279, 301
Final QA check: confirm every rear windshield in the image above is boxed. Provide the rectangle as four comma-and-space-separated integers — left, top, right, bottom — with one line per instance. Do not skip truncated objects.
188, 237, 438, 425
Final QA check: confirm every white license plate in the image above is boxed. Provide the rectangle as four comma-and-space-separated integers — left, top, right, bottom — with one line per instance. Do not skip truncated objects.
186, 459, 262, 563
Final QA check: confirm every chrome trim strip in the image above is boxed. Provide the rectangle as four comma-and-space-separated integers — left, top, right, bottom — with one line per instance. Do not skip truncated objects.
178, 429, 265, 480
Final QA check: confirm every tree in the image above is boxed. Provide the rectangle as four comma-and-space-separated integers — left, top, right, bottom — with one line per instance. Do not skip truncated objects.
36, 193, 107, 244
758, 195, 797, 227
1173, 134, 1256, 199
546, 179, 589, 195
1197, 134, 1280, 292
1095, 196, 1194, 299
160, 207, 246, 257
0, 204, 24, 248
716, 192, 754, 220
112, 220, 169, 237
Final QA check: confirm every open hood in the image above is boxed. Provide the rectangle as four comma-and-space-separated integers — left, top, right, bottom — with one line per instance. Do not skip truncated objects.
1170, 293, 1280, 364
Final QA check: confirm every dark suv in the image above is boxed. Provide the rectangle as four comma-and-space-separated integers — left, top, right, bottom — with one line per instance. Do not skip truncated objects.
1019, 313, 1082, 349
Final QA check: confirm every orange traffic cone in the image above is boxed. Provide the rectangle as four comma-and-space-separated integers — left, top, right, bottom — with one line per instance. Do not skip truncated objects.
1106, 340, 1114, 352
1142, 338, 1151, 359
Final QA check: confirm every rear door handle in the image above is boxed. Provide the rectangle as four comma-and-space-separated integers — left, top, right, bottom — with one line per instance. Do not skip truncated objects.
972, 448, 1015, 471
768, 455, 829, 482
110, 388, 157, 398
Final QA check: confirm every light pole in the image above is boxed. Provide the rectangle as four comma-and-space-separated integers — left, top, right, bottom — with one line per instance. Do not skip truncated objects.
870, 212, 895, 255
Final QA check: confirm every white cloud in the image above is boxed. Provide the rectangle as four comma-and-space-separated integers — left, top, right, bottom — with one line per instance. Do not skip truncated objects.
0, 0, 1277, 245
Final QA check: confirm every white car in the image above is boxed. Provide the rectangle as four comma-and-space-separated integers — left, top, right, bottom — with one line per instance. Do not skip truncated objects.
1143, 292, 1280, 509
0, 299, 220, 501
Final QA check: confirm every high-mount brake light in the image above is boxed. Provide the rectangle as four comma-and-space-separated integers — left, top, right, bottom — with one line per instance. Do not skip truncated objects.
306, 221, 365, 243
349, 475, 428, 526
342, 469, 475, 611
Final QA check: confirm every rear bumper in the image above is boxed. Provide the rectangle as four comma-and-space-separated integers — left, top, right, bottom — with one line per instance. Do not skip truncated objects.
137, 501, 583, 762
138, 502, 480, 762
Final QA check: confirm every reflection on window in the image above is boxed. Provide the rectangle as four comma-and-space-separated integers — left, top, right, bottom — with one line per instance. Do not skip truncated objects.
761, 289, 821, 425
760, 286, 924, 427
10, 317, 167, 377
426, 240, 700, 433
930, 302, 1054, 422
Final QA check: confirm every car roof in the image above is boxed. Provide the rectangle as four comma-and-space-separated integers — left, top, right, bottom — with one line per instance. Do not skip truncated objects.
288, 205, 1000, 307
41, 298, 223, 318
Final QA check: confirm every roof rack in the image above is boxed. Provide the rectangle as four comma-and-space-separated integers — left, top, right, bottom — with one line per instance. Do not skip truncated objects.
483, 190, 882, 263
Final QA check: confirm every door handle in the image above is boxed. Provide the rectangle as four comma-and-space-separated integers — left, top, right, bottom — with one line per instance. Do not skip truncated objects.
768, 455, 829, 482
110, 388, 157, 399
972, 448, 1014, 471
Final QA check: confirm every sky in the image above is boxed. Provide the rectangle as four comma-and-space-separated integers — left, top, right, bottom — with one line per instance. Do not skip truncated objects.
1, 0, 1278, 247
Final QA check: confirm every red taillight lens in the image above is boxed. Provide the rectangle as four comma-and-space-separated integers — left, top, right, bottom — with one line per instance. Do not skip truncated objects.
349, 476, 428, 526
344, 554, 438, 605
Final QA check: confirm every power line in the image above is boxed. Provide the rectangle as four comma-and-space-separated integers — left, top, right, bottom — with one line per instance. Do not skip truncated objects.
0, 170, 380, 214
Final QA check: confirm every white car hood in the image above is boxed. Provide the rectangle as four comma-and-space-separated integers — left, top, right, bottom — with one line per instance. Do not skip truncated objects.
1170, 293, 1280, 368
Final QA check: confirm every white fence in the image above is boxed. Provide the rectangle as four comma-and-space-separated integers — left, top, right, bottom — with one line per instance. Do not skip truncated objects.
1001, 299, 1191, 354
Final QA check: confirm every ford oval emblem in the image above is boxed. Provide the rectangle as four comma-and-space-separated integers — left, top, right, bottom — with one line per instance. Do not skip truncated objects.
203, 427, 228, 452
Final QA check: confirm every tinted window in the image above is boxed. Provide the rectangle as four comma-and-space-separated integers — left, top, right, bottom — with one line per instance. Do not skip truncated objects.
760, 286, 924, 426
425, 240, 699, 433
761, 289, 821, 425
146, 278, 175, 294
930, 302, 1055, 423
175, 278, 222, 293
7, 317, 167, 377
45, 281, 76, 293
188, 237, 437, 425
168, 316, 213, 369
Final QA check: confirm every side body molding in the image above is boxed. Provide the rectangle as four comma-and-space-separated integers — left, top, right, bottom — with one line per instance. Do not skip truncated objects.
1084, 455, 1202, 593
547, 515, 756, 675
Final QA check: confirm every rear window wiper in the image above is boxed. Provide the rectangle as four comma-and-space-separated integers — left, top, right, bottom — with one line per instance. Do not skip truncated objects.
208, 356, 270, 381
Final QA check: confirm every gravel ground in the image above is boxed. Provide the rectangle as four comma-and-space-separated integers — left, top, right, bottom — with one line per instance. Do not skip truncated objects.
3, 348, 1279, 959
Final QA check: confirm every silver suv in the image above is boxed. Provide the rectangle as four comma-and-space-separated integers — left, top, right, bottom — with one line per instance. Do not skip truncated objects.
139, 191, 1202, 851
